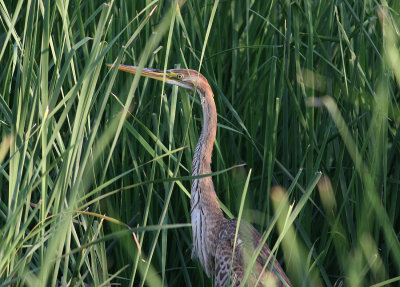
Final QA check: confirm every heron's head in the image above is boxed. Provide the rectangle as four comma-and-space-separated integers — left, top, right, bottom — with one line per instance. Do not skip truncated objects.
106, 64, 210, 93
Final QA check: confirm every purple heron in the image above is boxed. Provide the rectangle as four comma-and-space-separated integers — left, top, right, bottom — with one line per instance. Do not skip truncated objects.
107, 64, 292, 287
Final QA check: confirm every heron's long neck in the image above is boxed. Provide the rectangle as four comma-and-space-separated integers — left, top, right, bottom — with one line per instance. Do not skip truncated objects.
191, 84, 224, 277
193, 91, 217, 175
191, 86, 223, 215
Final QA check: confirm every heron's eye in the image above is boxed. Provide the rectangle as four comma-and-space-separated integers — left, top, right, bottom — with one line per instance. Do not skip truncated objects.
177, 73, 184, 80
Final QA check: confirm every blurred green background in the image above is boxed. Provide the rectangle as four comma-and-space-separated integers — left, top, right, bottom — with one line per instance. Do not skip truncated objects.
1, 0, 399, 286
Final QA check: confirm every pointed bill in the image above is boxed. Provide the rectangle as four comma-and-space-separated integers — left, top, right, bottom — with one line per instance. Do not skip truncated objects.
106, 64, 171, 82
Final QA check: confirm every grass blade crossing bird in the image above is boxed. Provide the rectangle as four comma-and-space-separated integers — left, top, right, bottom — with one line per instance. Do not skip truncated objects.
107, 63, 292, 287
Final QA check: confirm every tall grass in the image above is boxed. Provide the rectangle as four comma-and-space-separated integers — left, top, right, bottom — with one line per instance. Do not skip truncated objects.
1, 0, 399, 286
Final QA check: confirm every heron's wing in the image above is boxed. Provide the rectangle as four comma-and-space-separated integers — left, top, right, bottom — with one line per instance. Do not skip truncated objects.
215, 220, 244, 287
247, 222, 292, 286
214, 219, 291, 287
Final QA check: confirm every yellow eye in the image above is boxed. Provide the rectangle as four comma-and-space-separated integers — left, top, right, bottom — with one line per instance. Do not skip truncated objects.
177, 73, 184, 80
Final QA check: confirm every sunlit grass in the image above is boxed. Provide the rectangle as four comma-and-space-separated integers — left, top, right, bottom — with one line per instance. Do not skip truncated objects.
1, 0, 400, 286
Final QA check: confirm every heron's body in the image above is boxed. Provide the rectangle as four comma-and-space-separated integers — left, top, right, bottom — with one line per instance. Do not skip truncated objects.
108, 64, 292, 286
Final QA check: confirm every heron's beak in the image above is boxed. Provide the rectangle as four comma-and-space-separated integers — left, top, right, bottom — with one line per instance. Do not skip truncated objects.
106, 64, 171, 82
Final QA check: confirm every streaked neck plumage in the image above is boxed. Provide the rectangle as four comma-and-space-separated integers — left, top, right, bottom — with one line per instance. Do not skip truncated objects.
190, 79, 225, 277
